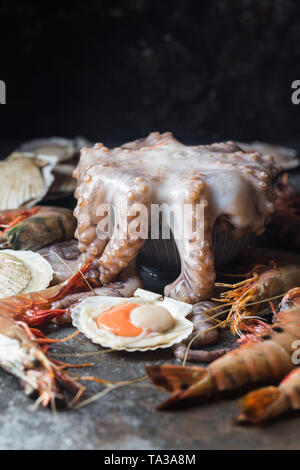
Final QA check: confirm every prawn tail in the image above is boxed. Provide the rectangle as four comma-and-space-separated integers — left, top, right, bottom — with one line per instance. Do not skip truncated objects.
146, 364, 214, 410
238, 386, 289, 424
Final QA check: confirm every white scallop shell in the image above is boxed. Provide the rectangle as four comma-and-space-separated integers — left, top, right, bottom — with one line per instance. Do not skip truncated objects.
1, 249, 53, 294
0, 252, 31, 298
17, 137, 91, 198
71, 291, 193, 352
0, 153, 56, 210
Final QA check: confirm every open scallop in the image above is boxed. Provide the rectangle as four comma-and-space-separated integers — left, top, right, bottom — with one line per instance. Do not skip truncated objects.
71, 288, 194, 352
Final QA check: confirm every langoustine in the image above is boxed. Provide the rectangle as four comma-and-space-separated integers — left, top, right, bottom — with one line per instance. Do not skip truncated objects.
73, 132, 280, 304
238, 287, 300, 423
146, 287, 300, 411
217, 264, 300, 335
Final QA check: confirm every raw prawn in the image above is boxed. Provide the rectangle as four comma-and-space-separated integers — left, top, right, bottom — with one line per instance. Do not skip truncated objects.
146, 287, 300, 411
216, 264, 300, 335
0, 311, 85, 407
0, 259, 95, 326
238, 287, 300, 423
0, 259, 97, 406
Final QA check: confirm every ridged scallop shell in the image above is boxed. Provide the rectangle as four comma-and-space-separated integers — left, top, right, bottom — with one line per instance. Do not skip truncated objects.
71, 290, 193, 352
0, 249, 53, 296
0, 252, 31, 298
17, 137, 91, 198
0, 153, 56, 210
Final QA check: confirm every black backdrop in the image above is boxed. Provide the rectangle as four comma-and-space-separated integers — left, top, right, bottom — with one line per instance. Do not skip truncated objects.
1, 0, 300, 148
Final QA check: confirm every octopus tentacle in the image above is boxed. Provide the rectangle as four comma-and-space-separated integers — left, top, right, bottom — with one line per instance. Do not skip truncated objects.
172, 344, 229, 363
98, 180, 152, 284
52, 260, 143, 324
172, 300, 228, 363
165, 177, 215, 303
74, 170, 109, 263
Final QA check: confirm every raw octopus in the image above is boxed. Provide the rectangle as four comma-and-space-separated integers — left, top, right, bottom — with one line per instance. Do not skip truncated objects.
172, 300, 229, 363
73, 132, 281, 304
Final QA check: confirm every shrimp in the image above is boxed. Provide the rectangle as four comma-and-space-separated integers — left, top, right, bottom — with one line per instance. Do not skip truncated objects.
146, 287, 300, 411
216, 264, 300, 335
0, 259, 95, 326
0, 311, 85, 407
238, 287, 300, 423
0, 259, 98, 406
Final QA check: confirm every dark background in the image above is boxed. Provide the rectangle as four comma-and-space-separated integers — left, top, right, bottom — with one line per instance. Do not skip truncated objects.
1, 0, 300, 149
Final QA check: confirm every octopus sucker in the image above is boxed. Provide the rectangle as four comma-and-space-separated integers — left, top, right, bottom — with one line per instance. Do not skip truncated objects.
74, 132, 281, 304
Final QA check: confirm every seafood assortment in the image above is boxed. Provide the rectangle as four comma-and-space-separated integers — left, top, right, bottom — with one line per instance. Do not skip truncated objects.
0, 250, 53, 297
1, 130, 300, 429
72, 288, 193, 351
146, 287, 300, 415
73, 132, 280, 304
51, 259, 144, 324
0, 206, 76, 251
0, 259, 94, 325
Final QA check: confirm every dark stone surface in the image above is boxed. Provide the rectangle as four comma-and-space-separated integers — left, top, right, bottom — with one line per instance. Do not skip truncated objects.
1, 322, 300, 450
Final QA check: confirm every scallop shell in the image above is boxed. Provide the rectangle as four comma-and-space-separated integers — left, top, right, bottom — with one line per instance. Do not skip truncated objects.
0, 252, 31, 298
17, 136, 91, 198
0, 249, 53, 295
17, 136, 90, 162
0, 152, 56, 210
72, 290, 193, 352
238, 141, 299, 170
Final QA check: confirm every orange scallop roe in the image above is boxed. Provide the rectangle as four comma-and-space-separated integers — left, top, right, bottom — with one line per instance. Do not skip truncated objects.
96, 303, 144, 337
